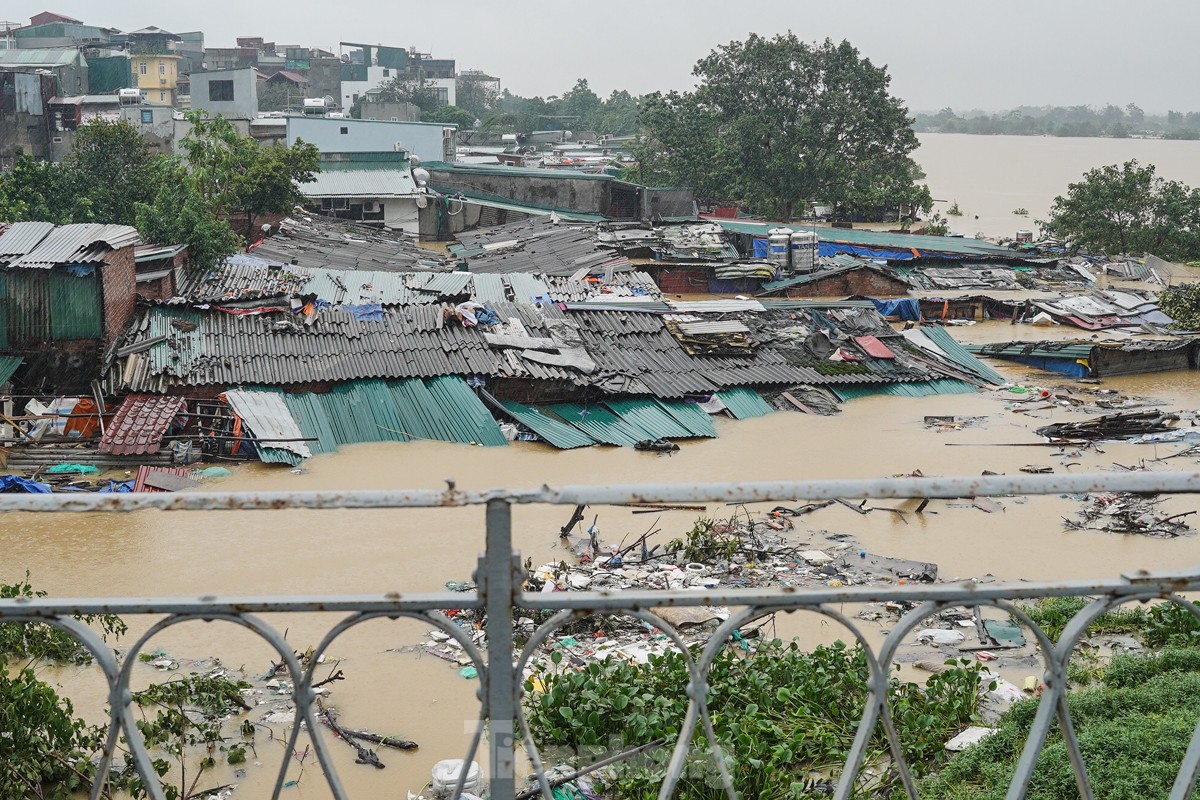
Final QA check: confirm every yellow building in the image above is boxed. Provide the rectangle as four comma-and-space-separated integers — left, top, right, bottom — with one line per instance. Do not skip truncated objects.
131, 54, 182, 106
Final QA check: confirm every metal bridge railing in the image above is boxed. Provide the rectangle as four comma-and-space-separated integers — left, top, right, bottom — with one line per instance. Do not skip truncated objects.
2, 470, 1200, 800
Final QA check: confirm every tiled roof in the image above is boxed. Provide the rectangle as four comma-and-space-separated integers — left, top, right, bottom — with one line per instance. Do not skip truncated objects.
99, 394, 186, 455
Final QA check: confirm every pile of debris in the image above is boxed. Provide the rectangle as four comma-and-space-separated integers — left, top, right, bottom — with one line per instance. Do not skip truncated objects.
1036, 410, 1181, 441
1064, 492, 1195, 538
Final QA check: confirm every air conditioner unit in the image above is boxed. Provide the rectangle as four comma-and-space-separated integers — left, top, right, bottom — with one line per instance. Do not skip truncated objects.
393, 141, 405, 152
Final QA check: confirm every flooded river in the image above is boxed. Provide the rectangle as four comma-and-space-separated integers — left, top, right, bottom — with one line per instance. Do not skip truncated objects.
9, 132, 1200, 796
7, 340, 1200, 797
915, 132, 1200, 239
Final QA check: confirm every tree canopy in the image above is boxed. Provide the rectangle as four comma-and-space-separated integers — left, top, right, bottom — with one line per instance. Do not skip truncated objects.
633, 34, 931, 220
0, 115, 319, 269
1042, 159, 1200, 259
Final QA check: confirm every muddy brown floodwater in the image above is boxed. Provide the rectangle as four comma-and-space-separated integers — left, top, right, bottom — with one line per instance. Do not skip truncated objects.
6, 323, 1200, 797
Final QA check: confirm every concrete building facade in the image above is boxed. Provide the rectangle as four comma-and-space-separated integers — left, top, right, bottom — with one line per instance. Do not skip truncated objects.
286, 116, 455, 164
188, 68, 258, 119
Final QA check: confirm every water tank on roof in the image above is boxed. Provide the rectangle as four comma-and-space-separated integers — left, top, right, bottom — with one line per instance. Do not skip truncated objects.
789, 230, 818, 273
1015, 229, 1033, 243
767, 227, 793, 269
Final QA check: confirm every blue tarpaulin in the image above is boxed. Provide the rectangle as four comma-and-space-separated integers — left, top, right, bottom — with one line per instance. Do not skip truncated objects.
752, 238, 769, 258
0, 475, 51, 493
869, 297, 921, 321
818, 243, 919, 260
344, 303, 384, 321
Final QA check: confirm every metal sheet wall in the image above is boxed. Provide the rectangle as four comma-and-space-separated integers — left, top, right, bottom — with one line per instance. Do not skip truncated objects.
49, 266, 103, 340
6, 271, 51, 346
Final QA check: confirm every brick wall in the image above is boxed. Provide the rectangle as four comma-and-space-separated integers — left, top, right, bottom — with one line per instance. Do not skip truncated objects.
782, 268, 910, 298
101, 245, 137, 346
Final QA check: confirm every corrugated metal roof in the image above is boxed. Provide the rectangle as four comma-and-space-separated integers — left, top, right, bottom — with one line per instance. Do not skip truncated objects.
471, 272, 508, 304
302, 168, 420, 198
500, 400, 598, 449
0, 48, 82, 66
281, 378, 506, 453
225, 389, 311, 462
666, 299, 765, 313
99, 394, 185, 455
5, 224, 140, 270
132, 466, 193, 493
712, 219, 1016, 257
716, 388, 773, 420
916, 326, 1009, 386
545, 403, 646, 446
0, 222, 56, 261
831, 379, 980, 401
182, 255, 432, 305
603, 399, 707, 440
421, 271, 474, 296
251, 216, 449, 271
0, 356, 24, 385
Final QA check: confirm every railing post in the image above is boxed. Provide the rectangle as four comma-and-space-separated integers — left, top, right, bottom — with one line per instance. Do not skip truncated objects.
484, 498, 518, 800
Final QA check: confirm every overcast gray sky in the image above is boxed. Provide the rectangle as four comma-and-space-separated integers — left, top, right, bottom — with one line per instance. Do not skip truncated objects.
10, 0, 1200, 112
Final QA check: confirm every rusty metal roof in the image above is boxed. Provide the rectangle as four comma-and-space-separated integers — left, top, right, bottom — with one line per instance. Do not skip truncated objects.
99, 394, 186, 455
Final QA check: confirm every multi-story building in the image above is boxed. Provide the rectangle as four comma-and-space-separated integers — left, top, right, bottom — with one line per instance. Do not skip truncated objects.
131, 53, 182, 106
339, 43, 455, 111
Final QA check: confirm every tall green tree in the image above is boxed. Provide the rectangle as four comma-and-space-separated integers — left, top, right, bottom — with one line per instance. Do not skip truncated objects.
455, 73, 498, 120
177, 111, 320, 239
66, 118, 160, 225
1042, 160, 1200, 259
635, 34, 931, 220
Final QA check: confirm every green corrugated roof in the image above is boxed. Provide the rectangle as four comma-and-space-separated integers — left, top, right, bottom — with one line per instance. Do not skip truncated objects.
716, 388, 774, 420
657, 400, 718, 437
500, 400, 598, 449
281, 377, 506, 452
603, 399, 716, 440
918, 326, 1008, 386
965, 342, 1095, 361
830, 379, 980, 401
545, 403, 645, 446
0, 356, 23, 385
712, 219, 1014, 257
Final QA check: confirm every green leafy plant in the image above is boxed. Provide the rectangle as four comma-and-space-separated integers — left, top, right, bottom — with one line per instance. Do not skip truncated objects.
1012, 207, 1029, 216
1, 573, 127, 664
922, 652, 1200, 800
526, 639, 982, 799
946, 201, 963, 216
113, 673, 255, 800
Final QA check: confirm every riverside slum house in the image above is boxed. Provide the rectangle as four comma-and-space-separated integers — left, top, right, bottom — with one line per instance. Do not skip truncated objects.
87, 225, 1003, 467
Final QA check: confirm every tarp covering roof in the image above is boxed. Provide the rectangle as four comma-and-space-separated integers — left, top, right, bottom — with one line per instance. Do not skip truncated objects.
99, 394, 185, 455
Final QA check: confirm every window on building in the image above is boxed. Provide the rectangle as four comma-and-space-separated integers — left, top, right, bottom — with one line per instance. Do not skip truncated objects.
141, 110, 153, 124
139, 63, 148, 76
209, 80, 235, 102
340, 126, 349, 134
433, 87, 449, 106
382, 68, 389, 77
159, 91, 165, 102
158, 63, 165, 75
